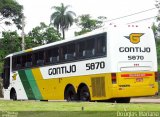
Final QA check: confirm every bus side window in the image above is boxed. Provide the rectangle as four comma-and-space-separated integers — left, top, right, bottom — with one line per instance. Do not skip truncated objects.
51, 47, 59, 63
16, 56, 22, 68
12, 57, 16, 70
25, 54, 32, 67
78, 41, 85, 58
61, 46, 67, 61
96, 36, 106, 55
46, 49, 52, 64
37, 51, 44, 65
12, 56, 21, 70
22, 55, 26, 68
36, 51, 44, 66
65, 43, 76, 60
46, 47, 59, 64
83, 38, 95, 57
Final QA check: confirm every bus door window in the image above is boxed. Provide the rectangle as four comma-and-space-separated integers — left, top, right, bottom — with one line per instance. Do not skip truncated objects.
3, 57, 10, 89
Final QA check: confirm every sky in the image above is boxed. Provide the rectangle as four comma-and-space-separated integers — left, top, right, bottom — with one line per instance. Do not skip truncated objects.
4, 0, 160, 38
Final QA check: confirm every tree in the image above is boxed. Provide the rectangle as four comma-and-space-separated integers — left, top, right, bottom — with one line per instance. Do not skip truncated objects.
0, 0, 23, 29
50, 3, 76, 39
25, 22, 61, 49
75, 14, 106, 36
0, 23, 61, 60
154, 0, 160, 72
0, 31, 21, 62
156, 40, 160, 71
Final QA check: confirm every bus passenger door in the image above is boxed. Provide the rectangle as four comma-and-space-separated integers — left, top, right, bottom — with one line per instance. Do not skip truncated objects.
3, 57, 10, 89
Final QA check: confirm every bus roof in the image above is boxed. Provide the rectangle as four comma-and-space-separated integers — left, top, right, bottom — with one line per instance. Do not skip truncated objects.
5, 24, 152, 58
5, 27, 107, 58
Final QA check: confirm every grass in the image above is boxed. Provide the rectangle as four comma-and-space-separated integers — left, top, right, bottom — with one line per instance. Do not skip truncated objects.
0, 100, 160, 117
0, 100, 160, 111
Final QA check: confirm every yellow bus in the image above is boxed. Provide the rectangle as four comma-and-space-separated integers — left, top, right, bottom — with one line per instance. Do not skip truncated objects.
1, 25, 158, 103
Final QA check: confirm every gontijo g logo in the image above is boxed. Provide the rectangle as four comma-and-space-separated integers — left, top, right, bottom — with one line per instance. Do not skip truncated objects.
124, 33, 144, 44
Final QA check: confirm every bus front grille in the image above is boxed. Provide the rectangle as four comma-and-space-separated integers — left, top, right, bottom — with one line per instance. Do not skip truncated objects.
91, 77, 106, 97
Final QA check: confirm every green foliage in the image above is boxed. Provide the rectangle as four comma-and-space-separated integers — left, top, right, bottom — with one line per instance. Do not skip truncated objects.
156, 40, 160, 71
152, 23, 157, 37
0, 62, 3, 73
75, 14, 106, 36
26, 22, 61, 49
50, 3, 76, 39
0, 31, 21, 62
0, 0, 23, 29
0, 78, 2, 97
74, 29, 91, 36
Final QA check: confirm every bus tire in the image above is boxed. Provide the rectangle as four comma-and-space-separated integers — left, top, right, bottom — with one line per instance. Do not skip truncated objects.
10, 88, 17, 101
40, 100, 48, 101
106, 98, 116, 103
79, 85, 90, 101
64, 85, 77, 101
116, 97, 130, 103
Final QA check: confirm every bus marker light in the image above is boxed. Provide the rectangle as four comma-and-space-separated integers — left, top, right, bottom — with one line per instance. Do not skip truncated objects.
155, 72, 158, 82
111, 73, 117, 84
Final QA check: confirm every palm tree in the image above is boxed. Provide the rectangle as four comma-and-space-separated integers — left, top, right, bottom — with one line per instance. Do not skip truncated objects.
50, 3, 76, 39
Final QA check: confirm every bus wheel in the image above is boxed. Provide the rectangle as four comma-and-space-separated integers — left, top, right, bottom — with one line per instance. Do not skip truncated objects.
116, 97, 130, 103
106, 98, 116, 103
10, 89, 17, 100
79, 85, 90, 101
64, 86, 77, 101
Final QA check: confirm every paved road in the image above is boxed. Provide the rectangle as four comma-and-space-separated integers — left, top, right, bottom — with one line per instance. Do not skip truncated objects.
131, 97, 160, 103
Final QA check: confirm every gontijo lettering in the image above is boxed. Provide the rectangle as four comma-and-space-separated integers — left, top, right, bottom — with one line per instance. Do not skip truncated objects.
48, 65, 76, 75
119, 47, 151, 53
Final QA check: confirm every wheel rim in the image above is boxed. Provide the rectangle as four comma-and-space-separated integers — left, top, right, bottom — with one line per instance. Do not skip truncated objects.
66, 91, 74, 101
13, 92, 17, 100
80, 86, 90, 101
65, 86, 76, 101
11, 90, 17, 100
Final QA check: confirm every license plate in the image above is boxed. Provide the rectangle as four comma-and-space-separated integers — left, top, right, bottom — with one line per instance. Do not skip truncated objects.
136, 78, 143, 82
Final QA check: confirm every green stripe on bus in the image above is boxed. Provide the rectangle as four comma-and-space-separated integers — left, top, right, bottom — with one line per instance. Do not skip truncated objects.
25, 69, 43, 100
18, 70, 35, 100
